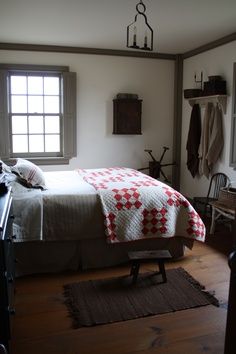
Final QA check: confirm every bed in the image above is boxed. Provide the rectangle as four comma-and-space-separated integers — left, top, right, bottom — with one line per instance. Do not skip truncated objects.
3, 161, 205, 276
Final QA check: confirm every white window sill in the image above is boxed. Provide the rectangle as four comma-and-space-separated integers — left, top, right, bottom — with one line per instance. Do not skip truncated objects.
5, 157, 70, 166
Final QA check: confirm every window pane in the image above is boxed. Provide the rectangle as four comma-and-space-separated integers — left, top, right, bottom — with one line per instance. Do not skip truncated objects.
44, 96, 59, 113
11, 96, 27, 113
29, 116, 44, 134
45, 135, 60, 152
28, 76, 43, 95
11, 76, 27, 94
29, 135, 44, 152
44, 77, 59, 95
12, 135, 28, 153
28, 96, 43, 113
45, 115, 60, 133
12, 116, 28, 134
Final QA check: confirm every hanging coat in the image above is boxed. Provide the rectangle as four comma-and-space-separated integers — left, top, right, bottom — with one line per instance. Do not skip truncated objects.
198, 102, 212, 178
199, 102, 224, 178
186, 104, 201, 177
206, 103, 224, 168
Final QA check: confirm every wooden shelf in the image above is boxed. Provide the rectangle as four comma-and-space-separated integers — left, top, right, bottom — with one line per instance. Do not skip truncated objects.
188, 94, 227, 114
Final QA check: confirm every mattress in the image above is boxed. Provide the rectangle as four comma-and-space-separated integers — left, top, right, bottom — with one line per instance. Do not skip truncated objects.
12, 168, 205, 244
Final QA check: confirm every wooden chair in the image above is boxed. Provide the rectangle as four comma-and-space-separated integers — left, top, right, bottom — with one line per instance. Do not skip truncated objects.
209, 200, 235, 234
193, 173, 229, 217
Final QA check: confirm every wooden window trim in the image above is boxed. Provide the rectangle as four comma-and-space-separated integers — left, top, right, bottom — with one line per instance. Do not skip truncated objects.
0, 64, 76, 165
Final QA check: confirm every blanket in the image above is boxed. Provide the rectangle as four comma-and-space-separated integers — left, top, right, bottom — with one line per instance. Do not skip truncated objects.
12, 186, 43, 242
11, 171, 104, 242
78, 168, 205, 243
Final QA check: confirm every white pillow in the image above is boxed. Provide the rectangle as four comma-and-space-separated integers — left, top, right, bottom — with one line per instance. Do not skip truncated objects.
11, 158, 46, 189
0, 159, 11, 173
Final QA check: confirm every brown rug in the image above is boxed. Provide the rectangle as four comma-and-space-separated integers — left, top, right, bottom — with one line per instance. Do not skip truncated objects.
64, 267, 219, 328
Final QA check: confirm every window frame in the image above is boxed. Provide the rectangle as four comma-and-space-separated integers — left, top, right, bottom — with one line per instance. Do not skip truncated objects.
0, 64, 77, 165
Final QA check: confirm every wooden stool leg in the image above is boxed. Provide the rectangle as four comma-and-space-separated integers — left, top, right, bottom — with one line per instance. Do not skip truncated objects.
130, 262, 136, 276
131, 261, 140, 284
158, 261, 167, 283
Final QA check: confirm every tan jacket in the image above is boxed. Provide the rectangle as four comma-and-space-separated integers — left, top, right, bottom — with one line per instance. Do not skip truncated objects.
206, 103, 224, 167
198, 103, 223, 178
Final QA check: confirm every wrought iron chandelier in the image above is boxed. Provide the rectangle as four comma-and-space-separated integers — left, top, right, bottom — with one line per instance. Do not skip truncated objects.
127, 0, 153, 51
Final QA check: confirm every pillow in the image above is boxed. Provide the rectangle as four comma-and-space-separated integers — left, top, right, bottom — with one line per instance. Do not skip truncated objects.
0, 159, 11, 173
10, 179, 31, 194
11, 158, 46, 189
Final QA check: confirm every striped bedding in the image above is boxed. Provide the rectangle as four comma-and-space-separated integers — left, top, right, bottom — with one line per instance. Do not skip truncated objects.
13, 171, 104, 242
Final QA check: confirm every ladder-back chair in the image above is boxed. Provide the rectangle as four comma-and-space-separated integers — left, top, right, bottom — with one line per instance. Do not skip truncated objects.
193, 172, 229, 217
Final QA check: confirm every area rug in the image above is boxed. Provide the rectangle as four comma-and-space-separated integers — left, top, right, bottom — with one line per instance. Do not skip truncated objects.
63, 267, 219, 328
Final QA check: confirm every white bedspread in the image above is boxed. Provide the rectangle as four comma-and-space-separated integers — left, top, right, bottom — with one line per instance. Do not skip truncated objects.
78, 168, 205, 243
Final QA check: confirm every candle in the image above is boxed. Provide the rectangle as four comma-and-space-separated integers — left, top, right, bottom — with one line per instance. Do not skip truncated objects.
133, 26, 137, 45
144, 31, 147, 46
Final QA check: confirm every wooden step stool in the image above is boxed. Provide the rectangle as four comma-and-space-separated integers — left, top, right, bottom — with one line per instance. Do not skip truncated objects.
128, 250, 172, 284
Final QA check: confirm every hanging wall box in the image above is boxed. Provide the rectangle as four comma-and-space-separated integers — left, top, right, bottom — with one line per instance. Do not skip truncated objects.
113, 96, 142, 135
203, 80, 227, 96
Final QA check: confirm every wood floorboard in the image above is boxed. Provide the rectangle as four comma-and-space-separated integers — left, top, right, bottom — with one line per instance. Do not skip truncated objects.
11, 308, 227, 354
11, 228, 232, 354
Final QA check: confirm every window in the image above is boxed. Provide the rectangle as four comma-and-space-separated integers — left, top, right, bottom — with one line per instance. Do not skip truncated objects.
0, 64, 77, 165
230, 62, 236, 168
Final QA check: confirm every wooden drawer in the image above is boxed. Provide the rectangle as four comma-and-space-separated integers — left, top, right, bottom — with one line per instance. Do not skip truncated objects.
0, 270, 14, 311
0, 189, 14, 352
3, 237, 14, 277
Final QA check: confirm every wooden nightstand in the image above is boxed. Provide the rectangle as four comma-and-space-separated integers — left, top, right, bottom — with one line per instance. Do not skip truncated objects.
0, 188, 15, 353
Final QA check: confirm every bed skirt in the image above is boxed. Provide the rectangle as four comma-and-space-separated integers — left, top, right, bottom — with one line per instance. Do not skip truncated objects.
14, 236, 193, 277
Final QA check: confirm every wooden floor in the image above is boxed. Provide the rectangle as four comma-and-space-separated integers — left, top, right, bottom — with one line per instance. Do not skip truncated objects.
11, 226, 233, 354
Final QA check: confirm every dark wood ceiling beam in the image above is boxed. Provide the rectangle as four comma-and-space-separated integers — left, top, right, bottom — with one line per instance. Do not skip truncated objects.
0, 32, 236, 60
0, 42, 176, 60
183, 32, 236, 59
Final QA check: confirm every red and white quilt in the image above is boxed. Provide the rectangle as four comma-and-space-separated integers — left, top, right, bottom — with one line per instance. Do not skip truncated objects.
77, 167, 205, 243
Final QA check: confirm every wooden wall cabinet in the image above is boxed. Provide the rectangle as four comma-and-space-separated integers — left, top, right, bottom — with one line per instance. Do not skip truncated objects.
113, 99, 142, 135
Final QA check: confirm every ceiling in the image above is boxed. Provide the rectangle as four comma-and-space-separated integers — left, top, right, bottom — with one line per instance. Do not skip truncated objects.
1, 0, 236, 54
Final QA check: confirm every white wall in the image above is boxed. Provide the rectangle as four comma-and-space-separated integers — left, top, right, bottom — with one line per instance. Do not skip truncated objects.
0, 50, 175, 176
181, 41, 236, 198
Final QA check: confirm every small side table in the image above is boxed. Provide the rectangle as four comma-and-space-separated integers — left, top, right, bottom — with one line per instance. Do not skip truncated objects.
128, 250, 172, 284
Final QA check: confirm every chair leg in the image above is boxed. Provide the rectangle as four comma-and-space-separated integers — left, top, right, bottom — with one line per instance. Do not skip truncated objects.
210, 207, 216, 234
203, 202, 208, 217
